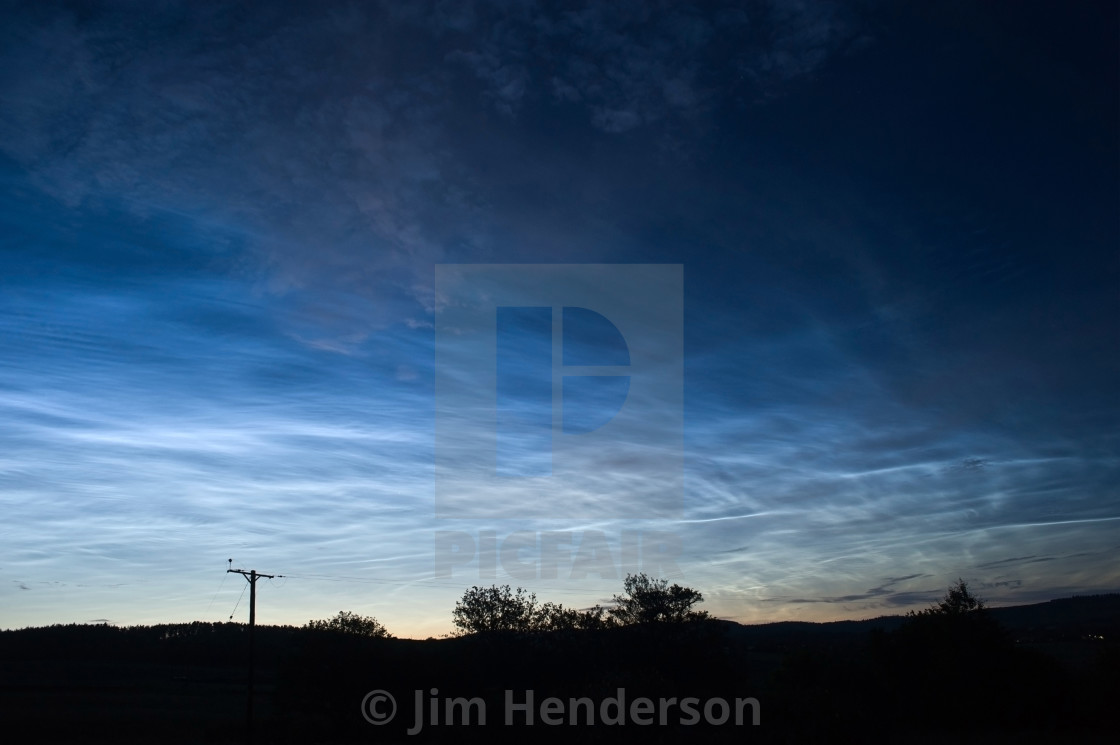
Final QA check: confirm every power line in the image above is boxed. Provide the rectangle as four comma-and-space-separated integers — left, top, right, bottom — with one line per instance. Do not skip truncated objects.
205, 569, 229, 615
228, 582, 247, 620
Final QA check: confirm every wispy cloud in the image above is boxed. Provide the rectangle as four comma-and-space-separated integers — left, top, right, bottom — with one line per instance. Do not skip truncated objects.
0, 1, 1115, 635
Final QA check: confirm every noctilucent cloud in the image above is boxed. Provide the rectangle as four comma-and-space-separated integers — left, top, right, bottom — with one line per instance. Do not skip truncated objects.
1, 1, 1117, 638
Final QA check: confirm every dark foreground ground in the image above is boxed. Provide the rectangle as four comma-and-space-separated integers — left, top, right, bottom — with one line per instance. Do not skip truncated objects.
1, 595, 1116, 744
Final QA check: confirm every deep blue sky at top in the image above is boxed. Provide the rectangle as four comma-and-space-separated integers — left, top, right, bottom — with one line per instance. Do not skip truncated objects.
0, 0, 1116, 635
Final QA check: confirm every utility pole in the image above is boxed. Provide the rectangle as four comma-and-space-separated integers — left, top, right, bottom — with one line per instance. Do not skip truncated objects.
228, 560, 281, 744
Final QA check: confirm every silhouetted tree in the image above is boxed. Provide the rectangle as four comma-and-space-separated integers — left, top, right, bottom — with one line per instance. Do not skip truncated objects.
876, 578, 1019, 730
910, 577, 985, 617
452, 586, 613, 634
897, 578, 1005, 656
898, 577, 1004, 651
608, 573, 710, 625
536, 601, 612, 631
304, 610, 391, 638
452, 585, 540, 633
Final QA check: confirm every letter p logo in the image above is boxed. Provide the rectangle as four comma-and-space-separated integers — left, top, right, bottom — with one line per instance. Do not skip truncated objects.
436, 265, 682, 518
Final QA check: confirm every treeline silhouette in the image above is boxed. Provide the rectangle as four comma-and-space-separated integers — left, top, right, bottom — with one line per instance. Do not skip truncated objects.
1, 580, 1116, 744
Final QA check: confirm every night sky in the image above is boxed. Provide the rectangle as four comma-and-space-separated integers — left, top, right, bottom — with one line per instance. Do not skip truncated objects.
1, 1, 1117, 638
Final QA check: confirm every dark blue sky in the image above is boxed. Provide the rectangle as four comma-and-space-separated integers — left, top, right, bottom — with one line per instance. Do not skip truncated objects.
1, 1, 1116, 636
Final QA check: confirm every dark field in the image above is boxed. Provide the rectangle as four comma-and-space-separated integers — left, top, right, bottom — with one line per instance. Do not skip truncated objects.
2, 595, 1116, 744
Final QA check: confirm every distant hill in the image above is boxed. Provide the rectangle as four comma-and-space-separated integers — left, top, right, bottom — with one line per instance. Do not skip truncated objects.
988, 594, 1120, 640
719, 593, 1120, 647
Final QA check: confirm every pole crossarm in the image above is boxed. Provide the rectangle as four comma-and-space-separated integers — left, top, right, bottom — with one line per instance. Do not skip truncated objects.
228, 568, 279, 580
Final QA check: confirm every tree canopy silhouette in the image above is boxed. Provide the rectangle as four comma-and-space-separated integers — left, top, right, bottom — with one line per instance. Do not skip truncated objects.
450, 575, 710, 634
899, 578, 1003, 644
910, 578, 985, 617
608, 573, 710, 625
450, 585, 606, 634
304, 610, 391, 638
452, 585, 541, 633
